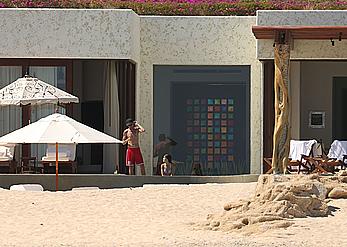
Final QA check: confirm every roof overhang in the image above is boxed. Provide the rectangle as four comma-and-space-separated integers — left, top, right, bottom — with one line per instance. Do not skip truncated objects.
252, 26, 347, 40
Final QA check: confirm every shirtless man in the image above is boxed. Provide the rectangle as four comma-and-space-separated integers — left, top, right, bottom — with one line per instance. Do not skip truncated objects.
122, 118, 146, 175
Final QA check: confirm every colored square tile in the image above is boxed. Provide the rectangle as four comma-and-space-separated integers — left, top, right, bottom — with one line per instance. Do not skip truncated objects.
187, 99, 193, 105
201, 99, 207, 105
228, 120, 234, 126
208, 113, 213, 119
227, 135, 234, 141
194, 141, 200, 147
193, 134, 199, 140
221, 155, 227, 161
221, 120, 227, 126
193, 127, 200, 132
194, 99, 200, 105
221, 127, 227, 133
221, 141, 227, 147
228, 141, 234, 147
208, 120, 213, 126
208, 106, 214, 112
208, 148, 214, 155
221, 99, 227, 105
194, 106, 200, 112
228, 148, 234, 154
187, 127, 192, 132
214, 99, 220, 105
221, 106, 227, 112
221, 148, 227, 154
214, 120, 220, 126
208, 134, 213, 140
228, 106, 234, 112
215, 134, 221, 140
214, 127, 221, 133
208, 99, 214, 105
194, 113, 200, 119
200, 106, 207, 112
208, 141, 213, 147
201, 133, 207, 140
214, 106, 221, 112
194, 155, 200, 161
221, 134, 227, 140
228, 99, 234, 105
201, 148, 206, 154
221, 113, 227, 119
194, 120, 200, 126
228, 127, 234, 133
214, 148, 220, 154
208, 156, 213, 162
228, 155, 234, 161
214, 141, 221, 147
215, 155, 221, 161
201, 127, 207, 133
200, 120, 206, 126
214, 113, 220, 119
194, 148, 200, 154
208, 127, 213, 133
187, 106, 192, 112
228, 113, 234, 119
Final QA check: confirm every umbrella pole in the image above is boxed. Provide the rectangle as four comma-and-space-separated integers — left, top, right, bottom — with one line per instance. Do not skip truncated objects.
56, 142, 59, 191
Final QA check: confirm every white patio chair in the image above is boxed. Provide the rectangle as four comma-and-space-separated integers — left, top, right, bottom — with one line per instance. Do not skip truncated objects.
41, 144, 77, 173
0, 144, 16, 173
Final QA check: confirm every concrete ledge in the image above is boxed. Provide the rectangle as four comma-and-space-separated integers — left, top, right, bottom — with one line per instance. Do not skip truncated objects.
0, 174, 259, 191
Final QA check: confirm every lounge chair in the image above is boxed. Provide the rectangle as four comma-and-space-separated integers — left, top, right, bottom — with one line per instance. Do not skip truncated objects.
41, 144, 77, 173
0, 144, 17, 173
311, 140, 347, 173
263, 139, 319, 174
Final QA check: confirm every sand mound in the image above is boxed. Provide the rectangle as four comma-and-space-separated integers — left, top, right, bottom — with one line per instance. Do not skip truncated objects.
195, 173, 347, 234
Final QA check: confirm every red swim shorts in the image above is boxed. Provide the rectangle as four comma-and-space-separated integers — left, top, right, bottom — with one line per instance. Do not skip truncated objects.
126, 147, 144, 166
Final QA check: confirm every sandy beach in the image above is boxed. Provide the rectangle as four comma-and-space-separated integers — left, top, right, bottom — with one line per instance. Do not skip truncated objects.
0, 182, 346, 247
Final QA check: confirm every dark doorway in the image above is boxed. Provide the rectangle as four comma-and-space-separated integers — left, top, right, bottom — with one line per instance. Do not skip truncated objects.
81, 101, 104, 172
263, 61, 275, 173
333, 77, 347, 140
154, 65, 250, 175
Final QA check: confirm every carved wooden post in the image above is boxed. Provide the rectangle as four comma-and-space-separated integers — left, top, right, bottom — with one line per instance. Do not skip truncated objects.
272, 31, 291, 174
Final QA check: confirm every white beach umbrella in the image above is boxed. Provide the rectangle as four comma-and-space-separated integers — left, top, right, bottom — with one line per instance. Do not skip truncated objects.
0, 75, 79, 106
0, 113, 122, 190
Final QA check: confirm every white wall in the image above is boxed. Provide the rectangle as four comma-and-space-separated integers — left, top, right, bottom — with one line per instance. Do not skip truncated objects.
139, 16, 262, 175
0, 9, 140, 60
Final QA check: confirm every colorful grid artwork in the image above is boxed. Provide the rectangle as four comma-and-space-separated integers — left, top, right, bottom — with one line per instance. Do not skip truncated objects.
186, 97, 235, 164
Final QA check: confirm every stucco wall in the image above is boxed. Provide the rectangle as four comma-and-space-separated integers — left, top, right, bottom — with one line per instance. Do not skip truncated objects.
257, 10, 347, 59
0, 8, 140, 60
139, 16, 262, 175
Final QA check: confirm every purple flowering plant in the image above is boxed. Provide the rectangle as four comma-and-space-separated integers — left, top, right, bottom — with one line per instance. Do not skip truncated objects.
0, 0, 347, 15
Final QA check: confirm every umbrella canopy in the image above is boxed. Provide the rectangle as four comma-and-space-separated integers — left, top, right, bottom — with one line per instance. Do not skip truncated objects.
0, 76, 79, 106
0, 113, 122, 144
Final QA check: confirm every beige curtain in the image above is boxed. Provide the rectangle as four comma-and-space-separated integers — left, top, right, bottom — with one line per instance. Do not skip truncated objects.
0, 66, 22, 136
0, 66, 22, 161
103, 61, 120, 173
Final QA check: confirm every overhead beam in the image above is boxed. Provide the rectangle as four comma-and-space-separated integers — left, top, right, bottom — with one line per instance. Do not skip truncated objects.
252, 26, 347, 40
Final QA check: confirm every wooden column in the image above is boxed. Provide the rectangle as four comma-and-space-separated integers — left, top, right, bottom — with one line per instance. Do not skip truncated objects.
272, 31, 291, 174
